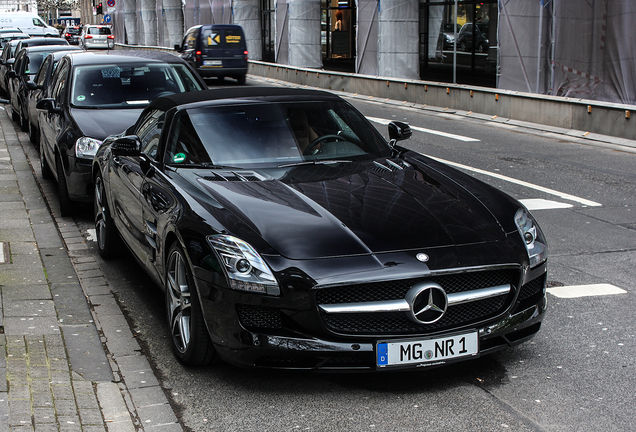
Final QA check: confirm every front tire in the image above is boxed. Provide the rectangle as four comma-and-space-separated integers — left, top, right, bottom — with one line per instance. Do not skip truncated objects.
39, 135, 52, 179
94, 173, 122, 259
166, 243, 217, 366
55, 153, 74, 216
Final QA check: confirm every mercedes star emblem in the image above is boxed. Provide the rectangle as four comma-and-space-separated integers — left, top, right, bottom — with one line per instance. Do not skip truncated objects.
405, 282, 448, 324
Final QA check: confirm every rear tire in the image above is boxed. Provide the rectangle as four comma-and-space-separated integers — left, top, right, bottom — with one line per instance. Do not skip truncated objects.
94, 173, 122, 259
237, 74, 246, 85
165, 243, 217, 366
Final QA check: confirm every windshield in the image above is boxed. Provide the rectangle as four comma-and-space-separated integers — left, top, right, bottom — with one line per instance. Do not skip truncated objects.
71, 63, 204, 108
164, 101, 391, 168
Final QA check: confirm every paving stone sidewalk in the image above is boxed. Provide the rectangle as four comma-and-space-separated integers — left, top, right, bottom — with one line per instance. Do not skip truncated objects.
0, 107, 181, 431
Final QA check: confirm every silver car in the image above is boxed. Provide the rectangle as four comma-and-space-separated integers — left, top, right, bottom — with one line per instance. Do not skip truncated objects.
79, 25, 114, 50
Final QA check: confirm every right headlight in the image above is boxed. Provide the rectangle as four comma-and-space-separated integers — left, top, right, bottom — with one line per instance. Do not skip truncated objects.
514, 208, 548, 268
207, 235, 280, 296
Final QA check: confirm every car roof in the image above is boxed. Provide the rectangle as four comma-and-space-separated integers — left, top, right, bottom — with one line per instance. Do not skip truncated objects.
63, 50, 189, 66
22, 45, 83, 54
147, 87, 341, 112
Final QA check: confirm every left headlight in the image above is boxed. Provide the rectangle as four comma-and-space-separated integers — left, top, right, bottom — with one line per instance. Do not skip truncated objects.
514, 208, 548, 268
207, 235, 280, 296
75, 137, 103, 159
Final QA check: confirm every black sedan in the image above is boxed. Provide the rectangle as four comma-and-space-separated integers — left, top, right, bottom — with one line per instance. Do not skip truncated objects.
8, 45, 82, 130
93, 87, 548, 371
37, 50, 207, 215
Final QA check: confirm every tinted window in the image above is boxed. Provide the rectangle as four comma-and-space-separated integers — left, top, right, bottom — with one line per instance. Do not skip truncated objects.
164, 101, 389, 167
66, 28, 80, 35
25, 52, 48, 75
34, 56, 50, 85
71, 63, 204, 108
88, 27, 112, 35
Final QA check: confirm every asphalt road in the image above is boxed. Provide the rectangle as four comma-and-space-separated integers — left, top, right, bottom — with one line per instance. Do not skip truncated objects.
62, 77, 636, 431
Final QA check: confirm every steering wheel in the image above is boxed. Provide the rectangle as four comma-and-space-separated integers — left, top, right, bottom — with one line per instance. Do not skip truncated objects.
304, 134, 343, 155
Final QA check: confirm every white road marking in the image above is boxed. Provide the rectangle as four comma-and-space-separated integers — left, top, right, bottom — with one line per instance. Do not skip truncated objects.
426, 155, 603, 207
366, 117, 480, 142
0, 242, 5, 264
547, 284, 627, 298
519, 199, 573, 211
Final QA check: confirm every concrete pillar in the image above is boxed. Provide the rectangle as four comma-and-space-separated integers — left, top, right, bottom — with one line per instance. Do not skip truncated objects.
123, 0, 139, 44
287, 0, 321, 68
378, 0, 419, 79
233, 0, 261, 60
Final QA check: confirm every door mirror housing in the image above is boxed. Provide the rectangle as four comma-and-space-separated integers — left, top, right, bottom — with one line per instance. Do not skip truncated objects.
388, 121, 412, 141
36, 98, 61, 113
111, 135, 142, 156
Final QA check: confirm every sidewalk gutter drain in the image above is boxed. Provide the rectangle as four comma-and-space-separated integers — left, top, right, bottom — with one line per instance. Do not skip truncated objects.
0, 241, 9, 264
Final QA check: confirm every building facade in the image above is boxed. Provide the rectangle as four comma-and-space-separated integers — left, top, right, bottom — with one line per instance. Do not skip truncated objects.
102, 0, 636, 105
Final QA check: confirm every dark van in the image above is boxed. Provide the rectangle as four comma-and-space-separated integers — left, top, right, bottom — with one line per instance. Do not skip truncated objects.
174, 24, 248, 84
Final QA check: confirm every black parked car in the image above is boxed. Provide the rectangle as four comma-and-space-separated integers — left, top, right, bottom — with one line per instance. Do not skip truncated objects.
62, 26, 81, 45
457, 22, 489, 53
93, 87, 548, 371
8, 44, 82, 130
37, 50, 207, 216
174, 24, 248, 84
26, 50, 82, 144
0, 39, 24, 96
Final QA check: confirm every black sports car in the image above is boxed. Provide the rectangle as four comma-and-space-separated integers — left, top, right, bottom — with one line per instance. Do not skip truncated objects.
93, 87, 548, 371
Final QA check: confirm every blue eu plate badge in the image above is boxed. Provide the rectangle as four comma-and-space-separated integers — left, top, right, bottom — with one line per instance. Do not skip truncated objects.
377, 343, 388, 366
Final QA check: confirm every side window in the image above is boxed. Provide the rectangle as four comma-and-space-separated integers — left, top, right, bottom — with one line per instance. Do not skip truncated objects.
136, 109, 165, 160
165, 112, 209, 165
34, 57, 50, 86
185, 29, 197, 50
33, 18, 46, 28
50, 61, 69, 102
13, 52, 24, 75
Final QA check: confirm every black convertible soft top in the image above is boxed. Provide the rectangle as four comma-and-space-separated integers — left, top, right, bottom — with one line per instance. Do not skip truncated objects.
147, 86, 341, 112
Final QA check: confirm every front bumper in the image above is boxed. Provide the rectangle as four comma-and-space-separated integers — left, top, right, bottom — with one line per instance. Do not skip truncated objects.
65, 155, 93, 202
196, 257, 548, 371
213, 296, 546, 371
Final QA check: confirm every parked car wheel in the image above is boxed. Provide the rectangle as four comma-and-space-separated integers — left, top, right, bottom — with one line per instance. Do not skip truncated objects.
94, 173, 122, 259
19, 109, 28, 131
29, 120, 38, 144
165, 243, 217, 366
237, 74, 246, 85
55, 153, 74, 216
39, 135, 52, 179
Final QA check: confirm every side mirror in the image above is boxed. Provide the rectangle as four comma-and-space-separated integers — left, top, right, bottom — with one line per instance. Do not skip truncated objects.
388, 121, 412, 141
36, 98, 60, 113
173, 44, 182, 52
7, 70, 16, 79
111, 135, 142, 156
25, 81, 38, 91
0, 98, 9, 104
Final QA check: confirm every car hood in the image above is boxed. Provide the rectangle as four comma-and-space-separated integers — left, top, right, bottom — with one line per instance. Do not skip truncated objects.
70, 108, 144, 140
189, 159, 509, 260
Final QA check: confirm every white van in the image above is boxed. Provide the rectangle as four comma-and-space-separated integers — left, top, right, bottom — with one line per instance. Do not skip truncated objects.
0, 12, 59, 37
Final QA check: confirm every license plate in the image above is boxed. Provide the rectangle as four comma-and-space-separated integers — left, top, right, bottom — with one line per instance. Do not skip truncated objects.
203, 60, 222, 66
377, 331, 478, 368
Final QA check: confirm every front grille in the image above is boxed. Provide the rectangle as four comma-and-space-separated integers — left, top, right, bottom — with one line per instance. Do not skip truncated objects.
316, 269, 517, 335
321, 297, 506, 334
237, 306, 282, 329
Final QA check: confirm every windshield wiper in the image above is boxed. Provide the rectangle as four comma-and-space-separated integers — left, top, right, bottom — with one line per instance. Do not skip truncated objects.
277, 159, 353, 168
167, 162, 244, 170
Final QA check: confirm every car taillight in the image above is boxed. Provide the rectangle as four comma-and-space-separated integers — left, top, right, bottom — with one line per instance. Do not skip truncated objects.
65, 33, 70, 37
107, 35, 114, 39
85, 35, 93, 39
195, 50, 202, 63
244, 50, 249, 61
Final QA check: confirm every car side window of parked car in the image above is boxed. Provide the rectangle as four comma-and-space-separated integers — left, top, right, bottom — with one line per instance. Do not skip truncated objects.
50, 61, 69, 103
137, 109, 166, 160
34, 56, 51, 87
